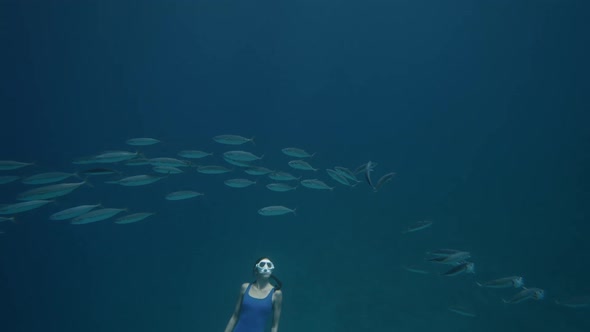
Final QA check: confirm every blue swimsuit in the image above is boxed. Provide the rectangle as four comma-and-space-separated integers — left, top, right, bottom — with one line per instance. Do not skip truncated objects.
234, 284, 275, 332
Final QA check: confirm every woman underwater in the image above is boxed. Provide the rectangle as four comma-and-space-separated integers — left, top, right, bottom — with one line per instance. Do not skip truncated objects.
224, 257, 283, 332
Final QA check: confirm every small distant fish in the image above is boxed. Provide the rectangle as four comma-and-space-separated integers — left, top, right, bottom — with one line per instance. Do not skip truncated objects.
106, 175, 165, 186
281, 147, 314, 158
126, 137, 160, 146
402, 265, 430, 274
197, 165, 232, 174
124, 158, 151, 166
92, 151, 139, 163
354, 161, 378, 174
114, 212, 155, 224
476, 276, 524, 289
223, 156, 252, 167
441, 262, 475, 276
429, 251, 471, 265
364, 161, 376, 190
70, 208, 127, 225
0, 160, 34, 170
503, 287, 545, 304
426, 248, 463, 257
244, 166, 273, 176
0, 200, 53, 215
149, 157, 191, 168
268, 171, 300, 181
334, 167, 359, 183
50, 204, 102, 221
448, 306, 476, 317
223, 150, 263, 162
402, 220, 433, 234
80, 168, 119, 176
0, 216, 15, 223
288, 160, 317, 171
266, 183, 297, 192
258, 206, 296, 216
213, 135, 254, 145
17, 181, 88, 201
165, 191, 204, 201
0, 175, 20, 184
224, 178, 257, 188
153, 166, 183, 174
326, 169, 351, 186
373, 172, 396, 192
300, 179, 333, 191
555, 295, 590, 308
177, 150, 213, 159
22, 172, 79, 185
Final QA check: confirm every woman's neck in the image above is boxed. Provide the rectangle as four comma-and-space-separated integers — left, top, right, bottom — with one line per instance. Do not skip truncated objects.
254, 276, 271, 289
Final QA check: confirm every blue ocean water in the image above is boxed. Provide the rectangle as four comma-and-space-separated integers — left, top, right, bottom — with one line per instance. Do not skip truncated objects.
1, 0, 589, 331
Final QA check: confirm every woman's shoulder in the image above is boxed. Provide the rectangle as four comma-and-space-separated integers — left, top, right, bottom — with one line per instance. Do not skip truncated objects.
240, 282, 250, 293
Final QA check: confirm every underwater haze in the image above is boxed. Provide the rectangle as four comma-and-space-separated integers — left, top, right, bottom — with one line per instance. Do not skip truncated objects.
1, 0, 589, 331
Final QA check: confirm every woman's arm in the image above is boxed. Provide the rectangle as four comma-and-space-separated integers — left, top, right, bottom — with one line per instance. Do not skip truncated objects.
224, 283, 248, 332
270, 290, 283, 332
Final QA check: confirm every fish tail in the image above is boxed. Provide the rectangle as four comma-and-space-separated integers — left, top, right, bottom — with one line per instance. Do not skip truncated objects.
250, 136, 256, 146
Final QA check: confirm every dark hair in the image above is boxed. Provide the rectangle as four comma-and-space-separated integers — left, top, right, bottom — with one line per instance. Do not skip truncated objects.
252, 257, 283, 291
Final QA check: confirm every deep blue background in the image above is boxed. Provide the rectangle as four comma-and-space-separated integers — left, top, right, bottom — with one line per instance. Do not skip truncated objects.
1, 1, 589, 331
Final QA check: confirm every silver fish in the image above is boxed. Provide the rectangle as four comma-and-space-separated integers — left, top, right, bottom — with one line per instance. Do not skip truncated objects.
177, 150, 213, 159
441, 262, 475, 276
402, 265, 430, 274
124, 158, 151, 166
17, 181, 87, 201
114, 212, 155, 224
257, 206, 296, 216
448, 306, 476, 317
364, 161, 376, 189
0, 175, 20, 184
80, 168, 119, 176
300, 179, 334, 191
213, 135, 254, 145
50, 204, 102, 220
555, 295, 590, 308
197, 165, 232, 174
373, 172, 396, 192
106, 175, 165, 186
224, 178, 257, 188
165, 191, 204, 200
402, 220, 433, 234
288, 160, 317, 171
476, 276, 524, 288
266, 183, 297, 192
427, 248, 463, 257
281, 147, 314, 158
428, 251, 471, 264
503, 287, 545, 304
71, 208, 127, 225
149, 157, 191, 168
0, 216, 15, 223
0, 200, 52, 215
268, 171, 300, 181
22, 172, 79, 185
92, 151, 139, 163
223, 156, 252, 167
244, 166, 273, 176
326, 169, 351, 186
0, 160, 34, 170
354, 161, 378, 174
125, 137, 160, 146
153, 166, 183, 174
223, 150, 263, 162
334, 167, 359, 183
